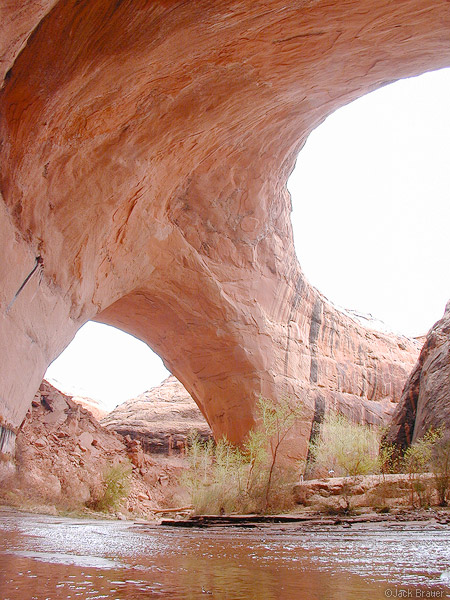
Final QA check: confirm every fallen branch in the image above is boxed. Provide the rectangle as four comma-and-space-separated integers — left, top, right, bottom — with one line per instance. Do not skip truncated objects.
153, 506, 193, 513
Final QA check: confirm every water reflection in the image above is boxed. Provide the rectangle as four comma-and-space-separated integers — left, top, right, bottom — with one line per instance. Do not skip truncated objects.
0, 509, 449, 600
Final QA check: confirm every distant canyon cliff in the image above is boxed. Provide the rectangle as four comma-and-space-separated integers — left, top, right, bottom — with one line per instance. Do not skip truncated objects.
102, 376, 212, 455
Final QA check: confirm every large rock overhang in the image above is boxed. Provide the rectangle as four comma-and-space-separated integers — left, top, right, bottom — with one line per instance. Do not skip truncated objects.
1, 1, 449, 458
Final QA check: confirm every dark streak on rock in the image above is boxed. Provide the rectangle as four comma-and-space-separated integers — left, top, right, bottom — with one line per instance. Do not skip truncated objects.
383, 339, 429, 450
284, 275, 305, 377
310, 357, 318, 384
305, 393, 325, 463
309, 298, 323, 384
0, 424, 16, 454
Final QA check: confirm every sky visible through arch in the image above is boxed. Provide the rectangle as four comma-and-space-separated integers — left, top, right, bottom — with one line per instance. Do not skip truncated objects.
46, 67, 450, 410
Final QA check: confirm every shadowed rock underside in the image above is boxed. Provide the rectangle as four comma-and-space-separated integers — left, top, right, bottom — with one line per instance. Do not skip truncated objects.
1, 1, 449, 461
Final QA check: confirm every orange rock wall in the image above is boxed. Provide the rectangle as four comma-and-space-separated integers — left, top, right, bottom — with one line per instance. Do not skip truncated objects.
0, 1, 59, 84
1, 1, 449, 458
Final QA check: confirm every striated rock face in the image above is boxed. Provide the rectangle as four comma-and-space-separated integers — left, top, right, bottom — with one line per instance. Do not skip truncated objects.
102, 375, 212, 454
1, 1, 448, 460
385, 302, 450, 449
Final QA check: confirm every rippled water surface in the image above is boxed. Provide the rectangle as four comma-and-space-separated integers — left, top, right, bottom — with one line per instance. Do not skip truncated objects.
0, 508, 449, 599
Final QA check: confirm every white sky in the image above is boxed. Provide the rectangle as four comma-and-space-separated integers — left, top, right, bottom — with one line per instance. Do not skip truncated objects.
288, 67, 450, 338
46, 67, 450, 409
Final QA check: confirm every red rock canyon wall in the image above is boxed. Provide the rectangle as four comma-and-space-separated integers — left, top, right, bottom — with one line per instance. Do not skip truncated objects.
385, 302, 450, 450
1, 1, 449, 459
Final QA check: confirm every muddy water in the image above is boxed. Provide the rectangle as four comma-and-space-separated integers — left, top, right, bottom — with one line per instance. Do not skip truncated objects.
0, 508, 449, 600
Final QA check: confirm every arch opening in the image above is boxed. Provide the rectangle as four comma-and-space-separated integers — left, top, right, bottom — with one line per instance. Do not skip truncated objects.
45, 322, 169, 412
46, 68, 450, 413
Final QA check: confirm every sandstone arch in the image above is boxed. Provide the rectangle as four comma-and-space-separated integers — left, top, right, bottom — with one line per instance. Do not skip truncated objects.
1, 0, 449, 458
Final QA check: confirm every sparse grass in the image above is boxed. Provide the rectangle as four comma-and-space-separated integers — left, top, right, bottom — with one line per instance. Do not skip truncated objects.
376, 505, 391, 514
314, 500, 355, 516
87, 461, 132, 513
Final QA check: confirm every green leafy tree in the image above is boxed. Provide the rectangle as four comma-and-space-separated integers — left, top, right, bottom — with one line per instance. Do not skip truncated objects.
255, 396, 303, 511
182, 396, 303, 514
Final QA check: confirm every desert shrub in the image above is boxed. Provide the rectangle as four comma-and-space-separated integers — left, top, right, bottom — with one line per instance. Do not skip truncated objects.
372, 441, 403, 507
182, 434, 256, 514
308, 412, 380, 477
182, 396, 302, 514
87, 461, 132, 512
256, 395, 303, 510
403, 429, 438, 508
430, 430, 450, 506
377, 440, 401, 476
403, 428, 449, 507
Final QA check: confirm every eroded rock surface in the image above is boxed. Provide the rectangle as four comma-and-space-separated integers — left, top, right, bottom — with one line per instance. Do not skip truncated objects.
293, 473, 438, 510
70, 394, 108, 421
385, 302, 450, 449
0, 380, 184, 515
102, 375, 212, 454
1, 1, 448, 460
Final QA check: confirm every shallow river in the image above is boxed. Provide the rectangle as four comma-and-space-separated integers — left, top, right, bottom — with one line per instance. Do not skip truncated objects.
0, 508, 449, 599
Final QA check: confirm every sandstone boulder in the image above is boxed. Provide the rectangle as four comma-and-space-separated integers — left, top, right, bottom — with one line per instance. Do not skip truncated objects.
71, 395, 109, 421
293, 473, 435, 509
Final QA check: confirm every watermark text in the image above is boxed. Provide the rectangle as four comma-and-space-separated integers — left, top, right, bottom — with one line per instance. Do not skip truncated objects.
384, 589, 445, 598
